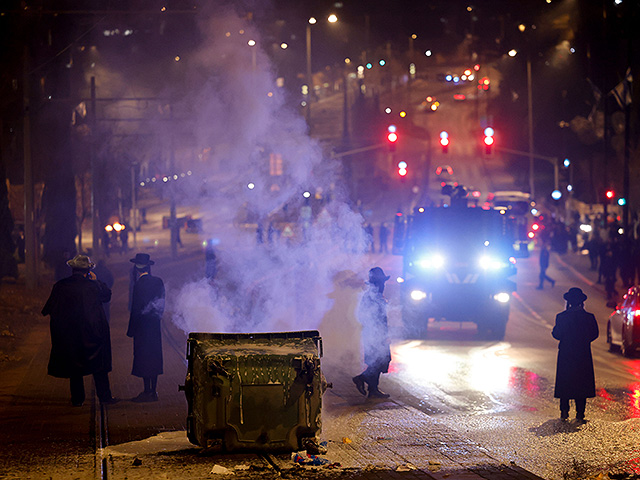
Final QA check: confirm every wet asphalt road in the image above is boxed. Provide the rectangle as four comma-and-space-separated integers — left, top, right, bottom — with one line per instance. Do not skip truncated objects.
2, 241, 640, 479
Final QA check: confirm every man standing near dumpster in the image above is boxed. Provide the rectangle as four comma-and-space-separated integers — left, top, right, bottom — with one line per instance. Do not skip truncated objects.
552, 287, 599, 423
127, 253, 165, 402
41, 254, 118, 406
352, 267, 392, 399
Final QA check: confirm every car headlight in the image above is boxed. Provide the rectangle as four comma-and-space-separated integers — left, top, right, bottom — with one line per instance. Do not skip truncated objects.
479, 255, 508, 270
417, 254, 445, 269
410, 290, 427, 301
493, 292, 510, 303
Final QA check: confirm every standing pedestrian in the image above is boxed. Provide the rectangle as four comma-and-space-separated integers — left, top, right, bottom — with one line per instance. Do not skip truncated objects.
352, 267, 392, 399
601, 243, 618, 307
41, 255, 118, 406
552, 287, 599, 423
127, 253, 165, 402
364, 224, 374, 253
119, 225, 129, 254
536, 242, 555, 289
379, 223, 389, 253
204, 240, 217, 281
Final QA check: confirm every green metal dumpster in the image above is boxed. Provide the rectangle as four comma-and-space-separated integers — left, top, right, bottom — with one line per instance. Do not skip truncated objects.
181, 330, 324, 452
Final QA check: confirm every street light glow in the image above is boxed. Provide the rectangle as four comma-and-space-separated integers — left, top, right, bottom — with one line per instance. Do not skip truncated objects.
280, 42, 288, 49
327, 14, 338, 23
308, 17, 317, 25
247, 39, 256, 46
508, 49, 518, 57
425, 50, 432, 56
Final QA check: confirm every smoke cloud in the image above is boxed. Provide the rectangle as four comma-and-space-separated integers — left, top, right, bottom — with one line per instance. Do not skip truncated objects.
161, 2, 369, 361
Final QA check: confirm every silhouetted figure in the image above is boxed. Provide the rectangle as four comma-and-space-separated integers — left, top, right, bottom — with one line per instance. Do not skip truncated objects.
364, 223, 374, 253
41, 255, 117, 407
618, 235, 635, 290
537, 243, 555, 289
379, 223, 389, 253
119, 226, 129, 254
205, 240, 217, 281
267, 222, 276, 244
101, 229, 111, 258
127, 253, 165, 402
256, 222, 264, 245
552, 288, 598, 423
352, 267, 392, 399
601, 244, 618, 306
585, 235, 600, 271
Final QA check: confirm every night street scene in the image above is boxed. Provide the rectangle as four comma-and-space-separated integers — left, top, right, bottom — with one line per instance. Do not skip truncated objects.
3, 0, 640, 479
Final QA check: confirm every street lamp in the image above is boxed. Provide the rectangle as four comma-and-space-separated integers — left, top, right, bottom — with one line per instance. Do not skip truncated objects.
306, 14, 338, 125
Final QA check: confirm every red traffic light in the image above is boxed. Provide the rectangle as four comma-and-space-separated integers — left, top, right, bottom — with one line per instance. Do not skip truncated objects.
387, 132, 398, 143
606, 190, 615, 200
439, 131, 449, 153
483, 127, 494, 154
397, 161, 407, 177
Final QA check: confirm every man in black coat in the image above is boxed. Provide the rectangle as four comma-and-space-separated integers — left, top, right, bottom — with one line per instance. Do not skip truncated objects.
41, 254, 117, 406
127, 253, 165, 402
352, 267, 392, 399
552, 287, 599, 422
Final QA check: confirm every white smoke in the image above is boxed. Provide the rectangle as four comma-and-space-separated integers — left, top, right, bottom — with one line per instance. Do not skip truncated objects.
167, 2, 369, 347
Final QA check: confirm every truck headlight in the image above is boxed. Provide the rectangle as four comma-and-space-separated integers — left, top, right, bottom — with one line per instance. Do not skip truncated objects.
410, 290, 427, 301
493, 292, 510, 303
417, 254, 445, 269
479, 255, 507, 270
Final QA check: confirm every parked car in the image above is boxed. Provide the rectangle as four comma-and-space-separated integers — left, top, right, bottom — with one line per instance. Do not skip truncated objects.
607, 285, 640, 357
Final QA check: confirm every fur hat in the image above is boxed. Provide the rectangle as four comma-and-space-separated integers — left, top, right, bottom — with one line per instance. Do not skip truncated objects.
66, 254, 95, 270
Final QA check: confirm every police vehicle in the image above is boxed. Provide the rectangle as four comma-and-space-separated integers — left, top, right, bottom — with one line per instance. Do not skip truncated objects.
393, 186, 517, 340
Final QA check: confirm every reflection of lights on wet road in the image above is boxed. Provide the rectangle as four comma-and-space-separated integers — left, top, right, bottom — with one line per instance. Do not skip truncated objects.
624, 360, 640, 418
392, 341, 514, 394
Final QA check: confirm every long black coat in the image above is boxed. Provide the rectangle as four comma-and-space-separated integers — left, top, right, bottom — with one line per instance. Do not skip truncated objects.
552, 306, 599, 399
357, 285, 392, 372
127, 273, 165, 377
41, 273, 112, 378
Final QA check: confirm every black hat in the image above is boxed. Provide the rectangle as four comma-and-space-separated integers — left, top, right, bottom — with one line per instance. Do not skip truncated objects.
563, 287, 587, 304
130, 253, 155, 266
368, 267, 390, 284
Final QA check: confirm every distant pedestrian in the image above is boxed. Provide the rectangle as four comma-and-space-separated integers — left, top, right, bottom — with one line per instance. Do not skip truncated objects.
205, 240, 217, 281
536, 243, 555, 289
41, 255, 117, 407
101, 229, 111, 258
93, 259, 115, 323
552, 287, 599, 423
127, 253, 165, 402
352, 267, 392, 399
256, 221, 264, 244
120, 225, 129, 254
364, 224, 374, 253
585, 235, 600, 271
379, 223, 389, 253
601, 244, 618, 306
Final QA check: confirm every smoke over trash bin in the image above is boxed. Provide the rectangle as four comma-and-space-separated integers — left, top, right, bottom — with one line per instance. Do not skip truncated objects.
180, 330, 325, 452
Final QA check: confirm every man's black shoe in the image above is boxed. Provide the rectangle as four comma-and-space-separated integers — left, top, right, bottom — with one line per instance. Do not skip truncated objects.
368, 389, 390, 399
352, 376, 366, 396
100, 397, 120, 405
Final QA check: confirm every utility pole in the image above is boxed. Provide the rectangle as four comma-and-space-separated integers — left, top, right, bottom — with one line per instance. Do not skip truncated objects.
90, 77, 101, 258
23, 47, 37, 289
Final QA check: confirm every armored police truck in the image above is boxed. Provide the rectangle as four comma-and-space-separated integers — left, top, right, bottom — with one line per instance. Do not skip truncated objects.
393, 188, 517, 340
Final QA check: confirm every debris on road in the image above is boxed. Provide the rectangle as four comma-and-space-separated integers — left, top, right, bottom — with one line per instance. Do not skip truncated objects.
209, 464, 234, 475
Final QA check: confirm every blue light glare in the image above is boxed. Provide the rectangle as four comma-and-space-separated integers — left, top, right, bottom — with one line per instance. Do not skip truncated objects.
445, 74, 453, 81
551, 190, 562, 200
